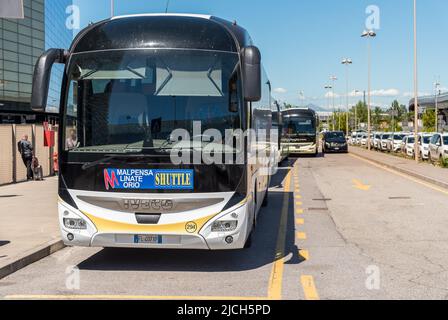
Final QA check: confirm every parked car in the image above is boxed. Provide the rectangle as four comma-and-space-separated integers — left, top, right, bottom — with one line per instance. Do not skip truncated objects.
373, 132, 382, 150
418, 133, 434, 160
429, 133, 448, 164
378, 133, 391, 151
356, 132, 364, 145
322, 131, 348, 153
386, 133, 406, 153
404, 135, 416, 157
350, 132, 358, 145
400, 135, 408, 154
360, 133, 368, 147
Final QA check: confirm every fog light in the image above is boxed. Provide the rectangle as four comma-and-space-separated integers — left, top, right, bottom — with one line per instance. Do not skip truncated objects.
63, 218, 87, 230
211, 220, 238, 232
225, 236, 233, 244
67, 233, 74, 241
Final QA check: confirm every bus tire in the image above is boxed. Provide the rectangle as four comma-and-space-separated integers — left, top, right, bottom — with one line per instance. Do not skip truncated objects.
244, 208, 255, 249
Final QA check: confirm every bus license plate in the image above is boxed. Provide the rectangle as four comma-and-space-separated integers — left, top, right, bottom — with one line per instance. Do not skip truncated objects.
134, 235, 162, 244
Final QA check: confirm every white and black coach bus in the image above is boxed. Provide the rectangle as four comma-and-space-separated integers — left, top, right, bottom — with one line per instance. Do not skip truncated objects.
31, 14, 278, 250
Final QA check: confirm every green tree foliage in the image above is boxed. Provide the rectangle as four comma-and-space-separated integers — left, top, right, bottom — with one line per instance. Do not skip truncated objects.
422, 109, 435, 132
372, 107, 383, 129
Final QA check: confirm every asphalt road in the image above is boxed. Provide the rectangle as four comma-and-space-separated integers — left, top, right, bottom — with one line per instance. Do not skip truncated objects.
1, 152, 448, 300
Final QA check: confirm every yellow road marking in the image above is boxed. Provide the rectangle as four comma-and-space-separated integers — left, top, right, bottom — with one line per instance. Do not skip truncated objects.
295, 195, 302, 199
296, 232, 307, 240
350, 154, 448, 196
296, 208, 304, 214
299, 249, 309, 260
296, 201, 303, 206
267, 169, 292, 300
5, 295, 266, 301
352, 179, 371, 191
296, 218, 304, 225
300, 275, 319, 300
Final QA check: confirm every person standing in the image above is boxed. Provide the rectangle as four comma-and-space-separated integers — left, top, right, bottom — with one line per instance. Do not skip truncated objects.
17, 134, 34, 180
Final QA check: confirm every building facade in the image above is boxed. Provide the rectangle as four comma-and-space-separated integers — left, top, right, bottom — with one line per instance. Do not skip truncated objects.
0, 0, 73, 123
409, 94, 448, 132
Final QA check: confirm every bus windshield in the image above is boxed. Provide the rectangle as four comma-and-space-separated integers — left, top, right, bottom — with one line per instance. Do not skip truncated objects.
284, 116, 316, 136
63, 49, 242, 154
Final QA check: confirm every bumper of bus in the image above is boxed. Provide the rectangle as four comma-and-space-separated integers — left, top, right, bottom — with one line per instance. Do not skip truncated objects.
286, 143, 317, 154
58, 200, 250, 250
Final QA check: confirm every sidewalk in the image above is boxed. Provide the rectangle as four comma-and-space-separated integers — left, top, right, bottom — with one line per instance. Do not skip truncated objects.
0, 177, 64, 279
349, 146, 448, 189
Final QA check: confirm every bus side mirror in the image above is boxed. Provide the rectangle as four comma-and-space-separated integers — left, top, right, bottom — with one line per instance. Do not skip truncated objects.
31, 49, 68, 112
241, 46, 261, 102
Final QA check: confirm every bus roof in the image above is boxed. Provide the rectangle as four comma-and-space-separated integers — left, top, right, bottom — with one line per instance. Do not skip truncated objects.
70, 14, 253, 54
282, 108, 317, 117
111, 13, 212, 20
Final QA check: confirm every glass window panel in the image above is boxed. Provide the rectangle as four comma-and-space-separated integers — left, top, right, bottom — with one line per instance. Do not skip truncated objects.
3, 51, 18, 62
32, 2, 44, 13
24, 7, 32, 18
19, 74, 32, 84
4, 81, 19, 91
32, 10, 44, 20
18, 18, 32, 28
4, 90, 20, 98
32, 20, 44, 31
18, 54, 32, 65
33, 30, 44, 41
32, 48, 43, 57
18, 34, 32, 45
18, 44, 32, 55
4, 61, 18, 72
3, 40, 18, 52
19, 83, 32, 93
3, 21, 18, 32
32, 38, 44, 49
3, 30, 18, 42
19, 64, 32, 74
18, 25, 32, 36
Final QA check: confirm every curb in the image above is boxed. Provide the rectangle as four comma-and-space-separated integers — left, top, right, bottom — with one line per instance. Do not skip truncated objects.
350, 148, 448, 190
0, 239, 65, 280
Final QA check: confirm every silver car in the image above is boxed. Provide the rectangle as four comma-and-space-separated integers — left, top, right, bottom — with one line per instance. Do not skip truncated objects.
429, 133, 448, 164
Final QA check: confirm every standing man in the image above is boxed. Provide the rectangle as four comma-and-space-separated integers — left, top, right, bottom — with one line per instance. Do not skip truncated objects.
17, 134, 34, 180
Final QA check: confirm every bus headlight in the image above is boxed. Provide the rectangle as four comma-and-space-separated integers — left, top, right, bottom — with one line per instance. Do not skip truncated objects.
63, 218, 87, 230
211, 220, 238, 232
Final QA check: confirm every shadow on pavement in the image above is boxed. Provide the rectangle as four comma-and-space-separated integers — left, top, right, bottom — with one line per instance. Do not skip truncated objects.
0, 241, 10, 247
77, 159, 305, 273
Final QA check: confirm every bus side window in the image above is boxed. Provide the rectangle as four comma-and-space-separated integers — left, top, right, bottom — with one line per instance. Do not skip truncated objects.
65, 81, 79, 150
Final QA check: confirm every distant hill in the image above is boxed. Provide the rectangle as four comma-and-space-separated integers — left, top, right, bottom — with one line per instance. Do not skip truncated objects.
304, 104, 329, 112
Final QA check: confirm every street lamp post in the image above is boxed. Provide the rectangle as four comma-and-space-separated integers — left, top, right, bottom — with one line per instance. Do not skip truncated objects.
330, 76, 338, 131
342, 58, 352, 136
413, 0, 419, 162
354, 90, 361, 130
324, 85, 332, 130
435, 81, 440, 133
111, 0, 114, 17
361, 30, 377, 151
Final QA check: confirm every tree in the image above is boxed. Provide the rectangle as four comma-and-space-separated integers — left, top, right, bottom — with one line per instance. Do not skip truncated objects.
351, 101, 368, 125
372, 107, 383, 130
422, 109, 435, 132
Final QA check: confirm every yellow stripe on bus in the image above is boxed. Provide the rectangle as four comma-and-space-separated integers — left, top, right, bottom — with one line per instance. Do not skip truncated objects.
82, 211, 216, 235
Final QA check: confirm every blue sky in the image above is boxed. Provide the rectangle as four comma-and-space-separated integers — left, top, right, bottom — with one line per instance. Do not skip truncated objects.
72, 0, 448, 110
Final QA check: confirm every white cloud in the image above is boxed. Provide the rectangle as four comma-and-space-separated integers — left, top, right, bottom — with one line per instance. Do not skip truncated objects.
402, 91, 431, 98
348, 89, 400, 97
273, 87, 287, 94
370, 89, 400, 97
325, 92, 340, 98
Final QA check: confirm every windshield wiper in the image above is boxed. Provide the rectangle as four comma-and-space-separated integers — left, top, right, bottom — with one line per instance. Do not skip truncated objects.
82, 154, 127, 171
81, 154, 160, 170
